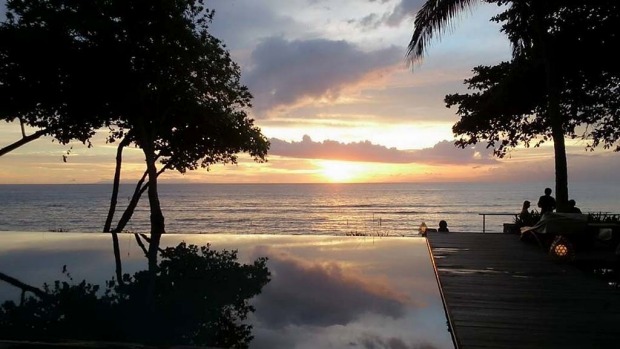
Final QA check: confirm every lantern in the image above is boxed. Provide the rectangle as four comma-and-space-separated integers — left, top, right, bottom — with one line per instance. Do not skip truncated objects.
549, 236, 575, 261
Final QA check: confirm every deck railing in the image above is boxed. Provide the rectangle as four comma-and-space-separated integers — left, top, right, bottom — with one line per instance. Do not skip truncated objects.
478, 213, 518, 233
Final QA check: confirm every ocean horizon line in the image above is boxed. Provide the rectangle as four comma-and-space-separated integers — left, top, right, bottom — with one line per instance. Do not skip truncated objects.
0, 179, 611, 186
2, 182, 618, 234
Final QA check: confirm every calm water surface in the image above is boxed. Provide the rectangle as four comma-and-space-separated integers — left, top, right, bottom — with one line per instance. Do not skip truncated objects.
0, 182, 618, 234
0, 232, 454, 349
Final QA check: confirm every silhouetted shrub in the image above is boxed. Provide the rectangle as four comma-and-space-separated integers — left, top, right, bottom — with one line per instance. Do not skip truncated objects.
588, 213, 620, 223
514, 210, 541, 227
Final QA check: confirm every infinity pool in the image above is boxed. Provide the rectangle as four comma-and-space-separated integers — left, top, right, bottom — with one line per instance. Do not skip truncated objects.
0, 232, 453, 349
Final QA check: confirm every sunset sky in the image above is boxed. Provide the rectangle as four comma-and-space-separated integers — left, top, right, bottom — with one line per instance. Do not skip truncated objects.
1, 0, 618, 184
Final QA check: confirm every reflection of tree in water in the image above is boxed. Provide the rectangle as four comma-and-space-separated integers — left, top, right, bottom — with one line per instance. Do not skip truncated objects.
0, 242, 271, 348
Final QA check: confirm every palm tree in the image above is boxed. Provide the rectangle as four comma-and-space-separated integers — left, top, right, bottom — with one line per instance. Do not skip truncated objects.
406, 0, 570, 211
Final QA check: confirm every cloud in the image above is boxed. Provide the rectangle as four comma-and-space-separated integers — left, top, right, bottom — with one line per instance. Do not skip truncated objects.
355, 0, 424, 30
268, 135, 497, 165
252, 249, 411, 328
384, 0, 424, 27
245, 37, 402, 114
209, 0, 302, 51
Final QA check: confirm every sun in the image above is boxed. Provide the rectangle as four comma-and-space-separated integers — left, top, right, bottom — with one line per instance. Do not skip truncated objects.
319, 160, 363, 183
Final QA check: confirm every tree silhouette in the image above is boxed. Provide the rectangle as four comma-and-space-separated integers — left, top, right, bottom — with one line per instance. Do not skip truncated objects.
2, 0, 270, 286
407, 0, 620, 211
0, 243, 271, 348
0, 0, 119, 156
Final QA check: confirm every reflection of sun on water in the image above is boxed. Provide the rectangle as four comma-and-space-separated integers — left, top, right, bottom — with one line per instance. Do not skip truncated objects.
320, 160, 366, 183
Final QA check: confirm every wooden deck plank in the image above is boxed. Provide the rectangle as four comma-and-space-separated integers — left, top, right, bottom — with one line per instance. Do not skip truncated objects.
427, 232, 620, 349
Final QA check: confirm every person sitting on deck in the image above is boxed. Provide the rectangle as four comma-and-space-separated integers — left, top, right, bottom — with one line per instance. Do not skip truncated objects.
567, 199, 582, 214
438, 220, 449, 232
519, 200, 534, 226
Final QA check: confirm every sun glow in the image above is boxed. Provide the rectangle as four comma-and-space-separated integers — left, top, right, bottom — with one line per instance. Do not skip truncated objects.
319, 160, 367, 183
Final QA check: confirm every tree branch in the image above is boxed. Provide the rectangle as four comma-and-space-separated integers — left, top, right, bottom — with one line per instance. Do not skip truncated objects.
0, 128, 50, 157
139, 233, 164, 254
134, 233, 149, 257
0, 271, 50, 301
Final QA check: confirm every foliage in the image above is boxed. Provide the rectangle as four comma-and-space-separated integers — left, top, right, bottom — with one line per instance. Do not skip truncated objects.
2, 0, 272, 170
1, 0, 270, 223
406, 0, 620, 211
449, 1, 620, 156
0, 0, 118, 153
514, 209, 541, 228
3, 0, 271, 283
0, 243, 271, 348
0, 279, 116, 342
587, 213, 620, 224
515, 212, 620, 227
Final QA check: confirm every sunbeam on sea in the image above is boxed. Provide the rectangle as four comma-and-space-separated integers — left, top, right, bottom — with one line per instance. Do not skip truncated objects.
1, 182, 618, 235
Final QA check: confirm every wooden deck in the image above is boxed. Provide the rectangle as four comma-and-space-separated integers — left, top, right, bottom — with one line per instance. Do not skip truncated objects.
426, 232, 620, 349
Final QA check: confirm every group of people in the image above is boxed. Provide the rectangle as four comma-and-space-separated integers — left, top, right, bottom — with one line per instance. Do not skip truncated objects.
419, 220, 449, 236
519, 187, 583, 225
421, 187, 584, 235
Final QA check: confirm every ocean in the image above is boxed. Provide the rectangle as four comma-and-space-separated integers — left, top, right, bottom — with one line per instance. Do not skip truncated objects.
1, 182, 619, 348
0, 182, 618, 235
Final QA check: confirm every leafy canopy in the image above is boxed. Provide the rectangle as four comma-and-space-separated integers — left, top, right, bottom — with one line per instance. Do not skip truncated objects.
1, 0, 269, 169
448, 1, 620, 155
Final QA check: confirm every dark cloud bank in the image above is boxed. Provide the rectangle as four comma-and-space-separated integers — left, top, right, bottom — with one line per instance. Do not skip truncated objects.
269, 135, 496, 165
244, 37, 402, 113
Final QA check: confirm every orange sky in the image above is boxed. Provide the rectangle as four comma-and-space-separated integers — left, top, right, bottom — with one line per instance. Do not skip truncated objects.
0, 1, 618, 184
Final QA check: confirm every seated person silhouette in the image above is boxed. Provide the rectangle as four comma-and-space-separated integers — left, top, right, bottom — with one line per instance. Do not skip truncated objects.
567, 199, 582, 213
438, 220, 449, 232
519, 200, 534, 226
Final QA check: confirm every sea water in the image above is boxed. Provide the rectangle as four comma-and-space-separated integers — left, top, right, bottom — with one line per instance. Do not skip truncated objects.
0, 182, 618, 234
1, 182, 618, 348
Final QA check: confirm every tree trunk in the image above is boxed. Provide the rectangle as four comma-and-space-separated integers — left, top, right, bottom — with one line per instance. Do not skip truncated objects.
111, 171, 149, 233
531, 1, 569, 212
104, 136, 132, 284
145, 148, 165, 274
141, 139, 165, 305
104, 136, 132, 232
111, 163, 169, 234
549, 85, 569, 212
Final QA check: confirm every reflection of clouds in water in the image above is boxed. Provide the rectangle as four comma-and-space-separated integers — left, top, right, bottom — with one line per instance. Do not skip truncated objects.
359, 333, 440, 349
0, 234, 453, 348
251, 246, 413, 328
0, 245, 146, 302
250, 323, 442, 349
0, 249, 111, 300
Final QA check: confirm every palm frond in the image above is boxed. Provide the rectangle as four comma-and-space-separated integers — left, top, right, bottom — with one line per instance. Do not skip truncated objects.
407, 0, 480, 65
